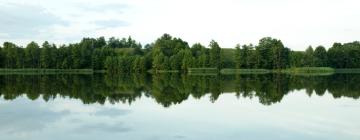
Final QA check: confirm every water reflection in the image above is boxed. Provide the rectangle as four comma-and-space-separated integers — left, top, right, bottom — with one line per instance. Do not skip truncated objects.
0, 74, 359, 107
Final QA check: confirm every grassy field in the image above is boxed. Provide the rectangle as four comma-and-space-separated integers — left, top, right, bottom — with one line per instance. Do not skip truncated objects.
94, 70, 107, 73
0, 69, 94, 75
155, 70, 180, 73
280, 67, 336, 76
188, 73, 219, 76
220, 69, 271, 74
220, 67, 338, 75
147, 69, 180, 74
188, 68, 219, 74
335, 69, 360, 73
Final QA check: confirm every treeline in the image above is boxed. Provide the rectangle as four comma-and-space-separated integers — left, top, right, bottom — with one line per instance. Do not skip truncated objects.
1, 34, 360, 73
235, 37, 290, 69
235, 38, 360, 69
0, 37, 144, 71
289, 42, 360, 68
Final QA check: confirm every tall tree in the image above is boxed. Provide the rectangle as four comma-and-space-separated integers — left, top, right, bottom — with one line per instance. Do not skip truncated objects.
181, 49, 194, 71
25, 42, 41, 68
3, 42, 18, 68
235, 44, 253, 69
132, 56, 141, 72
314, 46, 328, 67
40, 41, 52, 68
71, 44, 81, 69
235, 44, 241, 69
256, 37, 273, 69
153, 51, 165, 71
304, 46, 315, 67
255, 37, 288, 69
289, 51, 305, 67
209, 40, 221, 69
0, 47, 3, 68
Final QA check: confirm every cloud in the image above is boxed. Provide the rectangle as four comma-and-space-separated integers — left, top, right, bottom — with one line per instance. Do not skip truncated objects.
1, 0, 360, 50
75, 122, 131, 133
93, 19, 129, 28
0, 98, 69, 134
94, 107, 131, 116
0, 97, 133, 138
0, 3, 67, 39
78, 3, 128, 13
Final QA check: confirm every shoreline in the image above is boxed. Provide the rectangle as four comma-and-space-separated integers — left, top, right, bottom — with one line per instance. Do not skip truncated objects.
1, 67, 360, 75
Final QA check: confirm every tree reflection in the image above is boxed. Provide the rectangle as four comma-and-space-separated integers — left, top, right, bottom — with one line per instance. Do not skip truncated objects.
0, 73, 359, 107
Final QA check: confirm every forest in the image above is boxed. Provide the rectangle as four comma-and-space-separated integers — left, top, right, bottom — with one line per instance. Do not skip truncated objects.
0, 33, 360, 73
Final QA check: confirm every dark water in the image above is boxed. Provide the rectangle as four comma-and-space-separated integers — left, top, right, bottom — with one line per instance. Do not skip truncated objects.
0, 74, 359, 140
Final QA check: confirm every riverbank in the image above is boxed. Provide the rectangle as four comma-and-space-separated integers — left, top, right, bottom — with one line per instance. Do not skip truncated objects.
280, 67, 335, 76
220, 69, 271, 74
194, 67, 359, 75
0, 69, 96, 75
335, 69, 360, 73
1, 67, 360, 75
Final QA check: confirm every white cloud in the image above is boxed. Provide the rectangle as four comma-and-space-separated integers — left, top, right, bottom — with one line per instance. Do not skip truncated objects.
0, 3, 67, 38
0, 0, 359, 50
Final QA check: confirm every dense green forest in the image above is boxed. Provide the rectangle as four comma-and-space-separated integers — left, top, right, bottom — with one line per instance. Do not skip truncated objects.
0, 34, 359, 73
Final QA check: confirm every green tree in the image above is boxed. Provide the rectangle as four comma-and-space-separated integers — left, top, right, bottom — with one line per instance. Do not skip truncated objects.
153, 51, 165, 71
3, 42, 18, 68
49, 44, 58, 68
304, 46, 315, 67
25, 42, 41, 68
132, 56, 141, 72
15, 47, 25, 68
209, 40, 221, 69
191, 43, 206, 67
235, 44, 253, 68
139, 57, 146, 72
163, 56, 170, 70
235, 44, 241, 69
95, 37, 106, 48
289, 51, 306, 67
181, 49, 194, 71
105, 56, 118, 73
256, 38, 273, 69
91, 49, 102, 70
170, 54, 181, 70
71, 45, 81, 69
108, 37, 121, 48
314, 46, 328, 67
152, 34, 189, 71
0, 47, 3, 68
255, 37, 289, 69
40, 41, 52, 68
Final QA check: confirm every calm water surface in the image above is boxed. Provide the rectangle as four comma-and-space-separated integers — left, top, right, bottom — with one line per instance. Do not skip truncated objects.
0, 74, 359, 140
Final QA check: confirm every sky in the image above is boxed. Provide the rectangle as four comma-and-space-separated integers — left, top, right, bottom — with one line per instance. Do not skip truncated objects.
0, 0, 359, 50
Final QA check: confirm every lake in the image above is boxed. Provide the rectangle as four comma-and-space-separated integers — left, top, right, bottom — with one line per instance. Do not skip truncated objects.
0, 73, 359, 140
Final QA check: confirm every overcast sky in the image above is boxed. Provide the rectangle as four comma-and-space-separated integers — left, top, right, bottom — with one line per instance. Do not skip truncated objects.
0, 0, 359, 50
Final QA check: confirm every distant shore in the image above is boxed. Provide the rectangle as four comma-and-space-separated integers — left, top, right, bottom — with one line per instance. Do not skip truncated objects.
0, 69, 101, 75
1, 67, 360, 75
